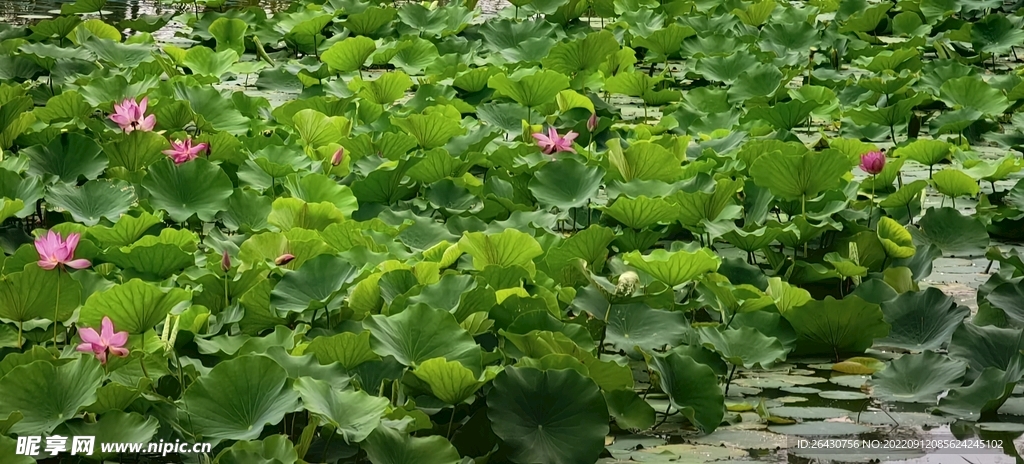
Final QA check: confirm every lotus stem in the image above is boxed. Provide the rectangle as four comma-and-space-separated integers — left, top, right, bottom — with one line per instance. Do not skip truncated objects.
867, 175, 876, 229
53, 268, 61, 347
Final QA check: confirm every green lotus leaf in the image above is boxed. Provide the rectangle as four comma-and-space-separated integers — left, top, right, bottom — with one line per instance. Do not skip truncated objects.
270, 254, 358, 313
603, 303, 689, 353
180, 355, 300, 440
364, 304, 482, 372
488, 69, 570, 109
25, 132, 106, 183
604, 71, 661, 99
142, 158, 232, 223
542, 30, 619, 75
607, 139, 685, 182
0, 168, 42, 218
62, 410, 159, 461
694, 51, 757, 84
879, 179, 928, 208
104, 228, 198, 279
79, 279, 189, 334
487, 366, 608, 464
879, 288, 969, 352
390, 111, 465, 150
238, 230, 332, 271
745, 99, 820, 131
783, 296, 889, 357
339, 5, 396, 36
45, 179, 134, 227
321, 35, 375, 73
602, 196, 677, 229
0, 198, 23, 224
936, 358, 1023, 420
987, 280, 1024, 327
209, 17, 248, 56
920, 0, 959, 23
721, 226, 783, 252
351, 71, 412, 106
838, 3, 891, 32
931, 169, 979, 199
219, 188, 272, 233
33, 90, 92, 124
869, 351, 966, 404
0, 263, 82, 324
183, 46, 239, 77
604, 388, 655, 431
939, 76, 1009, 115
458, 229, 543, 274
103, 130, 171, 172
215, 435, 297, 464
267, 198, 346, 232
632, 24, 696, 60
293, 377, 388, 443
728, 63, 785, 102
669, 177, 744, 229
0, 357, 103, 435
622, 248, 721, 287
306, 331, 380, 370
527, 158, 603, 209
389, 37, 440, 73
291, 109, 349, 149
913, 207, 989, 257
85, 212, 160, 249
697, 326, 789, 369
971, 14, 1024, 56
948, 322, 1024, 377
166, 81, 250, 135
876, 216, 916, 259
349, 159, 417, 203
646, 351, 725, 434
750, 149, 850, 201
362, 424, 461, 464
412, 357, 498, 404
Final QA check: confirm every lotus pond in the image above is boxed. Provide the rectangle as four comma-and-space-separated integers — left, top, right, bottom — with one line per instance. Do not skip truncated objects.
3, 0, 1024, 463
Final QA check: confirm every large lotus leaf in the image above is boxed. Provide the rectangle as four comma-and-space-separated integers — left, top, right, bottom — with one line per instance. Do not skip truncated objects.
920, 0, 959, 23
25, 132, 106, 183
869, 351, 966, 404
783, 296, 889, 357
750, 149, 850, 201
0, 168, 42, 218
528, 158, 603, 209
728, 63, 785, 102
321, 35, 375, 73
61, 410, 159, 461
215, 435, 297, 464
544, 225, 616, 284
292, 109, 349, 149
389, 37, 440, 73
458, 229, 543, 273
46, 180, 134, 227
987, 280, 1024, 327
932, 169, 979, 199
694, 51, 757, 84
306, 331, 380, 370
180, 355, 300, 440
697, 326, 789, 369
602, 196, 677, 229
351, 71, 413, 106
879, 288, 969, 352
293, 377, 388, 443
390, 111, 465, 149
142, 158, 232, 223
183, 46, 239, 77
103, 130, 170, 171
362, 424, 461, 464
622, 248, 721, 287
209, 17, 247, 55
939, 76, 1009, 116
894, 139, 951, 168
488, 70, 570, 108
647, 351, 724, 434
0, 263, 82, 323
745, 99, 820, 131
876, 217, 916, 259
103, 228, 197, 278
542, 30, 619, 75
363, 305, 482, 373
412, 357, 497, 404
632, 24, 696, 60
220, 188, 272, 233
670, 177, 744, 229
167, 82, 250, 135
0, 198, 23, 224
913, 207, 988, 257
838, 3, 891, 32
607, 140, 685, 182
971, 14, 1024, 56
283, 173, 358, 215
487, 366, 608, 464
79, 279, 190, 334
936, 358, 1023, 420
603, 303, 689, 353
604, 71, 660, 98
34, 90, 92, 124
0, 357, 102, 435
270, 254, 358, 313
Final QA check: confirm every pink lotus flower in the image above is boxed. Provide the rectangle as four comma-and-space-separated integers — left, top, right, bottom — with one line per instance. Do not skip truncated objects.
110, 96, 156, 133
860, 151, 886, 175
331, 147, 344, 166
163, 138, 209, 165
532, 127, 578, 155
221, 250, 231, 272
587, 113, 598, 133
35, 231, 90, 270
76, 316, 129, 365
275, 253, 295, 265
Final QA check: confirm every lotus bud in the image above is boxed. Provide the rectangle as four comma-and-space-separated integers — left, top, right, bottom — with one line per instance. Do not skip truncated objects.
275, 253, 296, 266
221, 250, 231, 272
587, 113, 598, 132
614, 271, 639, 297
331, 147, 344, 166
859, 151, 886, 175
167, 315, 181, 349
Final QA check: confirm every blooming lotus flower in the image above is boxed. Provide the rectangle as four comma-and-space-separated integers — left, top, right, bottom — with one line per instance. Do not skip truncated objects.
163, 138, 209, 165
331, 147, 344, 166
110, 97, 156, 133
275, 253, 296, 265
860, 151, 886, 175
76, 316, 129, 365
35, 231, 90, 270
532, 127, 578, 155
